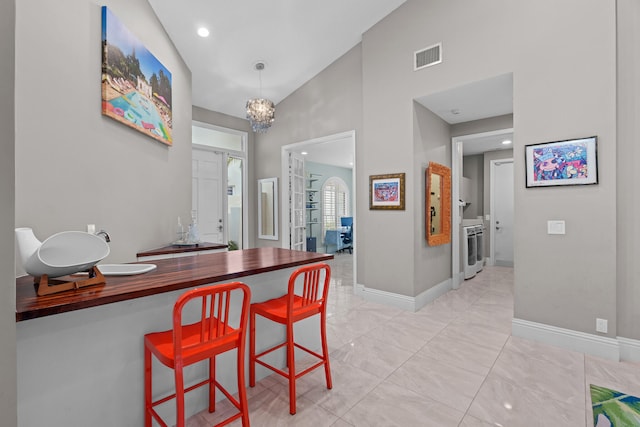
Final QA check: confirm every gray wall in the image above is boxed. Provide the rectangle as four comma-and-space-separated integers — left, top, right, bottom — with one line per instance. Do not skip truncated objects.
15, 0, 192, 266
462, 155, 483, 220
0, 0, 17, 424
616, 0, 640, 340
451, 114, 513, 139
413, 102, 451, 296
253, 44, 363, 249
511, 2, 617, 337
361, 0, 617, 337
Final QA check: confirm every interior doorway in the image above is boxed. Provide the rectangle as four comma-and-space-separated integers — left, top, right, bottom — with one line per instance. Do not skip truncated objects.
451, 128, 514, 287
192, 122, 248, 249
281, 131, 357, 290
192, 147, 224, 244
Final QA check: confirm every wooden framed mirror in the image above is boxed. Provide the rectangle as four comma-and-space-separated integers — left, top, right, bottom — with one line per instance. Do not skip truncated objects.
258, 177, 278, 240
426, 162, 451, 246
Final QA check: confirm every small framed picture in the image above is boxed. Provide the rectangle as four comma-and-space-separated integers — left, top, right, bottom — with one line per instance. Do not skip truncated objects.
369, 173, 405, 210
525, 136, 598, 188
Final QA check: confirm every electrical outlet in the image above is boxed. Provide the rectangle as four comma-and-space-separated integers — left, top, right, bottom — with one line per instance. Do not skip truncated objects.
87, 224, 96, 234
596, 318, 608, 333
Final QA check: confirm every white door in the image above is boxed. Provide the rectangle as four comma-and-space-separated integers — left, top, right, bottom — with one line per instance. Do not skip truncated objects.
193, 148, 225, 243
491, 159, 514, 267
289, 152, 305, 251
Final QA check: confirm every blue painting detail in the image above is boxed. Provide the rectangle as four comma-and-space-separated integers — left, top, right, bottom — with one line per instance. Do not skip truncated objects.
533, 143, 588, 182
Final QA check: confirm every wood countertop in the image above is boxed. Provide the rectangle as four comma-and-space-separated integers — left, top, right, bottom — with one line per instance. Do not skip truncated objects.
136, 242, 228, 258
16, 248, 333, 322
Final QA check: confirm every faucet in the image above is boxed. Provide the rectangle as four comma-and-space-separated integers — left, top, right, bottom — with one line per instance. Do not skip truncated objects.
95, 230, 111, 242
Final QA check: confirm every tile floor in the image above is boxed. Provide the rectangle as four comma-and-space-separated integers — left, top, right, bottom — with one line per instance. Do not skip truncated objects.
187, 254, 640, 427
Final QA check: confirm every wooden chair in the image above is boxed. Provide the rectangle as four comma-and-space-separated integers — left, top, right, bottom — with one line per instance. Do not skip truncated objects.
249, 263, 332, 414
144, 282, 251, 427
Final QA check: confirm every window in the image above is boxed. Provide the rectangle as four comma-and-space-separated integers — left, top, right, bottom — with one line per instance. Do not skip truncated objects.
322, 177, 349, 242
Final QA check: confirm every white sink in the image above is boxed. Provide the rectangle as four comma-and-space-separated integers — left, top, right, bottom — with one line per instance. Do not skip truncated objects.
96, 264, 157, 276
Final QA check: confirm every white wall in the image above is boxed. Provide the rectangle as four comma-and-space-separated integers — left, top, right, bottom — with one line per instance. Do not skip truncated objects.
15, 0, 192, 265
0, 0, 17, 424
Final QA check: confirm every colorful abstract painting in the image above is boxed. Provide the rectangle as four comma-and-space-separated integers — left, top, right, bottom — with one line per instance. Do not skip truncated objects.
369, 173, 405, 210
525, 136, 598, 187
591, 384, 640, 426
101, 6, 173, 145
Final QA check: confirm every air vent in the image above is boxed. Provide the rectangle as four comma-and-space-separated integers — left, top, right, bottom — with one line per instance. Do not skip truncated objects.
414, 43, 442, 71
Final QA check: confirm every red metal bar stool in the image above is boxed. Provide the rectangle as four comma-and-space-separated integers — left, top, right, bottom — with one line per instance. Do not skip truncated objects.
249, 263, 332, 415
144, 282, 251, 427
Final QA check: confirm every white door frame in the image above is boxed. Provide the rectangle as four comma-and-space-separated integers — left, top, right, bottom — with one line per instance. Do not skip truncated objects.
192, 145, 227, 244
451, 128, 513, 288
281, 130, 357, 290
192, 121, 249, 249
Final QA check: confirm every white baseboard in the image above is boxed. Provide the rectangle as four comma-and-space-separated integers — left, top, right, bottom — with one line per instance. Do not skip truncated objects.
414, 278, 452, 311
618, 337, 640, 363
355, 278, 451, 312
355, 284, 414, 311
512, 318, 620, 361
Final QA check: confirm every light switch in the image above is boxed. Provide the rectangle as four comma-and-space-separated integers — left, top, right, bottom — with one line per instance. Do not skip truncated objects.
547, 220, 565, 235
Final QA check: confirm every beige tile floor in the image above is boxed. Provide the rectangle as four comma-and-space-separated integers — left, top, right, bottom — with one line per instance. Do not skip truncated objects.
187, 253, 640, 427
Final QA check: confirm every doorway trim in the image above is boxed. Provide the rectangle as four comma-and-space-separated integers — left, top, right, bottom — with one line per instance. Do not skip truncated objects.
281, 130, 357, 291
192, 121, 249, 249
451, 128, 513, 288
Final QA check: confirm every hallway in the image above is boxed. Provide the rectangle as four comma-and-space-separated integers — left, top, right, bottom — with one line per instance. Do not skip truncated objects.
188, 255, 640, 426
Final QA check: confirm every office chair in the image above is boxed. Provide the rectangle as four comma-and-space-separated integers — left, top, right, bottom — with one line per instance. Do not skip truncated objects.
340, 217, 353, 253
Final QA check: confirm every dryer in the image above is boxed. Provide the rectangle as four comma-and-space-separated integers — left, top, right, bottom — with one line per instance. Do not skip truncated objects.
463, 225, 477, 279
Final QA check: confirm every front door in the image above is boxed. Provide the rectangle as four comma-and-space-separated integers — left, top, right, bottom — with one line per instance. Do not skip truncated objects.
193, 147, 225, 244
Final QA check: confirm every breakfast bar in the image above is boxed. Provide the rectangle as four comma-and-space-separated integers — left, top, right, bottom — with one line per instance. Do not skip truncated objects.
16, 248, 333, 426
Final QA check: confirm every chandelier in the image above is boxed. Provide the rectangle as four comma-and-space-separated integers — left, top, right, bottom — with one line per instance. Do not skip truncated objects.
246, 62, 275, 133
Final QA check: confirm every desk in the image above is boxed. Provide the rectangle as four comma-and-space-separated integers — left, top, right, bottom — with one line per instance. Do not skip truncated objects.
16, 248, 332, 426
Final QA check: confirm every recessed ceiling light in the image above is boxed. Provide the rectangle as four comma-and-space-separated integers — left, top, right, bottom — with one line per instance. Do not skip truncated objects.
301, 151, 308, 155
502, 139, 512, 145
197, 27, 210, 38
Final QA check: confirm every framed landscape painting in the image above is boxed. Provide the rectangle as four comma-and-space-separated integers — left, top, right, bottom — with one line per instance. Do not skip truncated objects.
369, 173, 405, 210
101, 6, 173, 145
525, 136, 598, 188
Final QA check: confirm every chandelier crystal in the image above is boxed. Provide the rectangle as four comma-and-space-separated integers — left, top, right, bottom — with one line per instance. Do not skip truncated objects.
246, 62, 275, 133
246, 98, 275, 133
